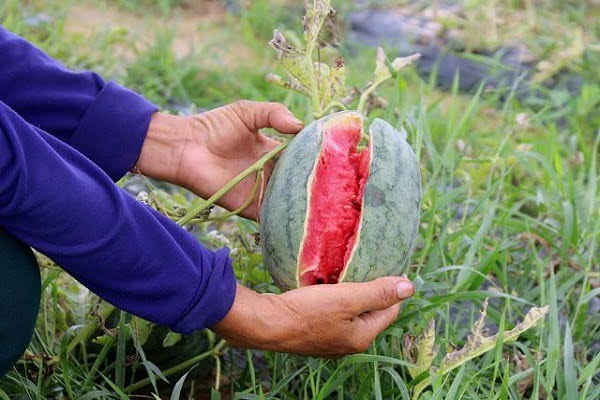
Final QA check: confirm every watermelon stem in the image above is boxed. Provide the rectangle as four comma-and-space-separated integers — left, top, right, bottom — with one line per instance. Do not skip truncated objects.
313, 101, 346, 118
189, 172, 263, 224
176, 139, 291, 226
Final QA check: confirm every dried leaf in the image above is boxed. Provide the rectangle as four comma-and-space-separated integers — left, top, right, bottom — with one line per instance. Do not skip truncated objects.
268, 2, 418, 117
365, 92, 390, 115
329, 57, 346, 99
403, 319, 438, 400
403, 319, 438, 379
374, 47, 391, 83
266, 73, 310, 96
303, 0, 336, 48
405, 301, 548, 399
358, 49, 420, 113
270, 30, 313, 91
391, 53, 422, 72
439, 301, 549, 374
415, 319, 437, 376
374, 48, 421, 84
340, 86, 361, 106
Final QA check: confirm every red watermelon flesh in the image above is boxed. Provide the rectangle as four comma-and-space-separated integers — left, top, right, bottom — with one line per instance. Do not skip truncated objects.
298, 115, 371, 286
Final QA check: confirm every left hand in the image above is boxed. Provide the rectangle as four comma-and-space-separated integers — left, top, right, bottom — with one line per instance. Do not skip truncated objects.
136, 101, 304, 220
213, 277, 415, 357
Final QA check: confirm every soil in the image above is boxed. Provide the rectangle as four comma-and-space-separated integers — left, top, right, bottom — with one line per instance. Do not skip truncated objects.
64, 0, 255, 65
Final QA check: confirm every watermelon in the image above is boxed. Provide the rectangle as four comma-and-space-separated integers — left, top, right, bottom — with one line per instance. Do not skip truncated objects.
260, 111, 421, 290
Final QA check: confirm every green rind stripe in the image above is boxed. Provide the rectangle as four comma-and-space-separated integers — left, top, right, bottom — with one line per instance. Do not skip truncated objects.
346, 118, 422, 282
260, 119, 323, 290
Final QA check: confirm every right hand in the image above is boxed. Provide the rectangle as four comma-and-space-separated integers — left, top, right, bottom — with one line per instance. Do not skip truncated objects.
212, 277, 415, 357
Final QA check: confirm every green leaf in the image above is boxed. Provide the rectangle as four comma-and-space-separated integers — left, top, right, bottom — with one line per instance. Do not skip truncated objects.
133, 318, 154, 347
563, 323, 578, 400
79, 390, 115, 400
444, 365, 466, 400
0, 388, 11, 400
170, 366, 196, 400
162, 331, 182, 348
115, 312, 127, 389
99, 372, 131, 400
381, 367, 410, 399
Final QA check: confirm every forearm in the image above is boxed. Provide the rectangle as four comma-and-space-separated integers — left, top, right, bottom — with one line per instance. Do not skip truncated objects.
0, 26, 158, 181
0, 101, 235, 333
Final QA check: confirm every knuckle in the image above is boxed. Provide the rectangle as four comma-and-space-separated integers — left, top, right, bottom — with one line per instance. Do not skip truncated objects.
377, 285, 395, 309
338, 295, 357, 314
230, 100, 257, 130
339, 291, 354, 307
230, 100, 253, 117
232, 99, 252, 109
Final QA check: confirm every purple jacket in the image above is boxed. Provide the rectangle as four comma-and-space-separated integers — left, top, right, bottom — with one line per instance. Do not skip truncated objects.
0, 26, 236, 334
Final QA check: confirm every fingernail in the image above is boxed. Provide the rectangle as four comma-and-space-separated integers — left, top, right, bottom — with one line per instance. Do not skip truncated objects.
396, 280, 414, 299
285, 110, 303, 126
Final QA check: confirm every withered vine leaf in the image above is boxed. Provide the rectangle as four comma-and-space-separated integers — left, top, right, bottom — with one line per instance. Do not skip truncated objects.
403, 319, 437, 379
269, 30, 312, 93
357, 48, 421, 114
303, 0, 337, 48
439, 300, 549, 374
268, 3, 419, 117
403, 299, 548, 399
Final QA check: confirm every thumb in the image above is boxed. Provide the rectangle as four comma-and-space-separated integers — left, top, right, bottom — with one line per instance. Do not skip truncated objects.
232, 100, 304, 134
344, 276, 415, 314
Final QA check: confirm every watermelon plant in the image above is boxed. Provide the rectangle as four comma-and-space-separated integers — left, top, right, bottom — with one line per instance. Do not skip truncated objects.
177, 1, 425, 289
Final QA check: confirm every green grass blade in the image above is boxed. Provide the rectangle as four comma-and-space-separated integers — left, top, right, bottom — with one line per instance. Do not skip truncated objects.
563, 323, 578, 400
380, 367, 410, 400
444, 365, 466, 400
169, 366, 196, 400
545, 270, 560, 392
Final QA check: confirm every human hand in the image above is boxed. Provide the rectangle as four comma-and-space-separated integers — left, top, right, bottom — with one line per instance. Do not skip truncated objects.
212, 277, 415, 357
137, 101, 304, 219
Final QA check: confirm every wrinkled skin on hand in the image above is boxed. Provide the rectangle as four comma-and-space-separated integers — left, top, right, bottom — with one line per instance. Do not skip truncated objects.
137, 100, 304, 219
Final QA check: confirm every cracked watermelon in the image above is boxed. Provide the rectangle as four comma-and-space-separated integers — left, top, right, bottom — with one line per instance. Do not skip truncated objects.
260, 111, 421, 290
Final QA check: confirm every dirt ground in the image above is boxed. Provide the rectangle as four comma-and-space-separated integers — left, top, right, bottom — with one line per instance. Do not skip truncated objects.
65, 0, 256, 64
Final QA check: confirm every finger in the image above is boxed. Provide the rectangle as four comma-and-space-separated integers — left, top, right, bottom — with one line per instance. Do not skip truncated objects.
232, 100, 304, 134
336, 276, 414, 314
356, 303, 402, 340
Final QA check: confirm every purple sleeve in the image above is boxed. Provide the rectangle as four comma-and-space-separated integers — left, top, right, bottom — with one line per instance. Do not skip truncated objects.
0, 102, 236, 334
0, 25, 158, 181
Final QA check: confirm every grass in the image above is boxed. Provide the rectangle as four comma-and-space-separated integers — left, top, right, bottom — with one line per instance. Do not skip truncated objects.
0, 0, 598, 399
